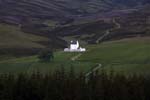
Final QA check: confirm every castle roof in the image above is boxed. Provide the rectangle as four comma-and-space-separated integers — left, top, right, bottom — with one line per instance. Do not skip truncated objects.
71, 40, 78, 44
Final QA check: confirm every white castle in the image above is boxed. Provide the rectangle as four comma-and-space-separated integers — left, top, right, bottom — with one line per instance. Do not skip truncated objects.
64, 40, 86, 52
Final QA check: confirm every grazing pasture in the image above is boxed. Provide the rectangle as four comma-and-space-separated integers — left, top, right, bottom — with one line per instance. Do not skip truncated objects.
0, 37, 150, 76
79, 37, 150, 76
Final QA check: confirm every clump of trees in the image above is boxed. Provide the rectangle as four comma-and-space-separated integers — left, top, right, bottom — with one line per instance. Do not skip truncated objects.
38, 49, 54, 62
0, 69, 150, 100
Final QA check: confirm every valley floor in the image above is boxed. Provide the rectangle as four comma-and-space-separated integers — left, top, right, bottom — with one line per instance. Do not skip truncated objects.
0, 36, 150, 76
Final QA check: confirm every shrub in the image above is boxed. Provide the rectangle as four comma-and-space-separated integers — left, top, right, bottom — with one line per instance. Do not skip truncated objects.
38, 49, 54, 62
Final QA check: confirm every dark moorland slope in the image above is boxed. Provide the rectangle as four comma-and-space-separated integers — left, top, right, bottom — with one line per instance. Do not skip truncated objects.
0, 0, 150, 24
0, 0, 150, 56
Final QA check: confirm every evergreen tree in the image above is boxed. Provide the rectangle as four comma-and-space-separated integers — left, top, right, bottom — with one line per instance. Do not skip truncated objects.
0, 69, 149, 100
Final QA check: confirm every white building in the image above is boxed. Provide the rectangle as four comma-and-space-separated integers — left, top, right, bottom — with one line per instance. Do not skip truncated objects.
64, 40, 86, 52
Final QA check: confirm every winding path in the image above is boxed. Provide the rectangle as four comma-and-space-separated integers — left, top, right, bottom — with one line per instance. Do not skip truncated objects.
96, 18, 121, 44
70, 53, 102, 83
85, 63, 102, 77
84, 19, 120, 81
71, 53, 82, 61
85, 63, 102, 82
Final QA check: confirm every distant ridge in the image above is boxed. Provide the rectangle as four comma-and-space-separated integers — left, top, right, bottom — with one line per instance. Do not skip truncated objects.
0, 0, 150, 24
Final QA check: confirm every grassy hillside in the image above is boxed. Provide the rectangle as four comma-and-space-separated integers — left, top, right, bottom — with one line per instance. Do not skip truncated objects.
0, 52, 94, 74
0, 24, 49, 48
0, 23, 50, 58
79, 37, 150, 76
0, 37, 150, 76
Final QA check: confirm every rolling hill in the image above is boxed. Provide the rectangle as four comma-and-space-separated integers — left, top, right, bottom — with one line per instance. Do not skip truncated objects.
0, 24, 48, 48
0, 0, 150, 57
0, 0, 150, 24
0, 23, 50, 56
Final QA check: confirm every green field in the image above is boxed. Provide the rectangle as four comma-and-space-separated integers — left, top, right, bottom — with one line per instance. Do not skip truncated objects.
79, 37, 150, 76
0, 52, 95, 74
0, 37, 150, 76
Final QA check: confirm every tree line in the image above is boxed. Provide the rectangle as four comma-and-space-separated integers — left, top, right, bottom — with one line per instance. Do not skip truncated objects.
0, 68, 150, 100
